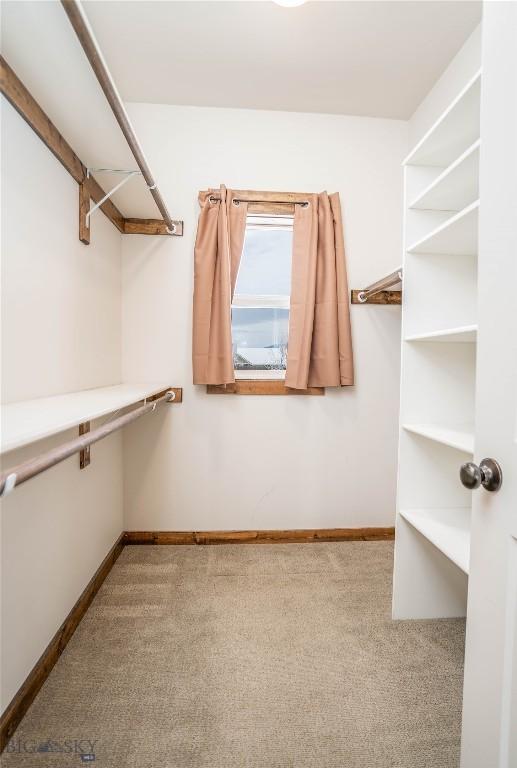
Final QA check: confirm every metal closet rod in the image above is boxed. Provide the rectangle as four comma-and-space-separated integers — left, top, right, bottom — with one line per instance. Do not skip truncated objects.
0, 391, 176, 498
357, 268, 403, 303
61, 0, 176, 234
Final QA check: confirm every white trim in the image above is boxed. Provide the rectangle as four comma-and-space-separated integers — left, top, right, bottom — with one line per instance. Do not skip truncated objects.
232, 294, 290, 309
245, 214, 294, 232
246, 223, 293, 232
235, 369, 286, 380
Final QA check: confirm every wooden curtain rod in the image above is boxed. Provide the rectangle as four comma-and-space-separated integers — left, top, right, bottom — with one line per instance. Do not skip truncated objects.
0, 390, 177, 498
61, 0, 179, 234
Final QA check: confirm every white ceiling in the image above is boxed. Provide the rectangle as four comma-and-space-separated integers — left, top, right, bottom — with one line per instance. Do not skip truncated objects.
1, 0, 481, 220
84, 0, 481, 119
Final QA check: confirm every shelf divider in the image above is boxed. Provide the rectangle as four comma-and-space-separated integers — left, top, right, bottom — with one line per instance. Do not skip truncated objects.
399, 508, 471, 574
405, 325, 477, 343
407, 200, 479, 256
408, 139, 480, 212
404, 69, 482, 167
402, 423, 474, 454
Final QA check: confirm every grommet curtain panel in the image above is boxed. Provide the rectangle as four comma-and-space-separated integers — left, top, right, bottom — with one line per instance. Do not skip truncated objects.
285, 192, 354, 389
192, 187, 354, 389
192, 186, 248, 385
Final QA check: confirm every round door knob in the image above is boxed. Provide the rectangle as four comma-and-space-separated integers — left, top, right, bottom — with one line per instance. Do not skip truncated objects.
460, 458, 503, 492
460, 462, 482, 489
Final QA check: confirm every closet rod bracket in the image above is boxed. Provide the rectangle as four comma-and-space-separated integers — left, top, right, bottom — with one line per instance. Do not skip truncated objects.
351, 268, 403, 305
85, 169, 141, 225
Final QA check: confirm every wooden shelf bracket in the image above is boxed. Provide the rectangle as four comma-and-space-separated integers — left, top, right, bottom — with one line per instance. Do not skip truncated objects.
79, 421, 90, 469
78, 181, 91, 245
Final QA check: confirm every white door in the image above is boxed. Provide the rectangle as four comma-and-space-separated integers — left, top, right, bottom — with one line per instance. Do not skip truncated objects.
460, 4, 517, 767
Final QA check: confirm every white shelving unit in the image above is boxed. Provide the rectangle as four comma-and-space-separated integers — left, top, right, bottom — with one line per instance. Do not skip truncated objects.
393, 69, 481, 620
0, 382, 172, 454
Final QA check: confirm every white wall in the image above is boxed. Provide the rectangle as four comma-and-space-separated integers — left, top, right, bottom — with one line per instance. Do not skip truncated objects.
0, 100, 124, 711
1, 104, 122, 402
122, 104, 407, 531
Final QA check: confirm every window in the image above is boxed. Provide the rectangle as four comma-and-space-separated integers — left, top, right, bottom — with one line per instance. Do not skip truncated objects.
232, 214, 293, 380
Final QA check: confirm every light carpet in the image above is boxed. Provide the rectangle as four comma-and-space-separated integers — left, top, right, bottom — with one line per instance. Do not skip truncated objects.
2, 542, 465, 767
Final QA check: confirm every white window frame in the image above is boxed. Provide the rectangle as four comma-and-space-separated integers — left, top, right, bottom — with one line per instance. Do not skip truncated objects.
232, 214, 293, 380
232, 294, 290, 310
234, 369, 285, 380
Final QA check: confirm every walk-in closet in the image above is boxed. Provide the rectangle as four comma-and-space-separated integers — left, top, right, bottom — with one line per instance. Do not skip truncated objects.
1, 2, 516, 767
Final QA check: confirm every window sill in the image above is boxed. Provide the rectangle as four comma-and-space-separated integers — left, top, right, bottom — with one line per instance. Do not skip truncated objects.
206, 380, 324, 396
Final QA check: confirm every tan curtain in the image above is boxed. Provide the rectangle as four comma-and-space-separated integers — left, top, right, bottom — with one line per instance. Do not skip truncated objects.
285, 192, 354, 389
192, 186, 248, 385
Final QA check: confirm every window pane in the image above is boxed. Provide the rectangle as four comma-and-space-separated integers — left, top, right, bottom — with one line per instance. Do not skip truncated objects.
232, 308, 289, 371
234, 226, 293, 296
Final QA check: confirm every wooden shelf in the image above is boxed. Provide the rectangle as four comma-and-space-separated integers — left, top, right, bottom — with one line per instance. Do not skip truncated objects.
403, 423, 474, 453
400, 508, 471, 574
405, 324, 477, 343
1, 383, 173, 454
409, 140, 480, 212
407, 200, 479, 256
404, 69, 481, 167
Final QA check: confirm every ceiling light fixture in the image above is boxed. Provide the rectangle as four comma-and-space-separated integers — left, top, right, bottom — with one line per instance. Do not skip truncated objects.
274, 0, 307, 7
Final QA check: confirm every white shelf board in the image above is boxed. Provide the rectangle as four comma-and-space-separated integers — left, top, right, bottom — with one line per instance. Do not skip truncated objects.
399, 508, 471, 574
1, 382, 172, 454
405, 324, 477, 343
402, 423, 474, 454
409, 140, 480, 212
404, 69, 482, 167
407, 200, 479, 256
